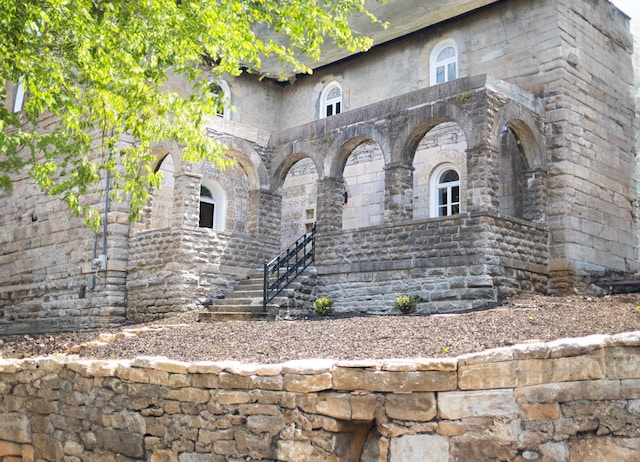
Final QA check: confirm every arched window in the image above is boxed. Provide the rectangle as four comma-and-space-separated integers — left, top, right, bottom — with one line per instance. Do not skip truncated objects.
431, 166, 461, 217
319, 81, 343, 118
207, 79, 231, 119
199, 186, 216, 228
430, 40, 458, 85
199, 181, 227, 230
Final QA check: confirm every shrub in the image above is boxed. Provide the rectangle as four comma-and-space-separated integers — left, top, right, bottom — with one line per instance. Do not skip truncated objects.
313, 297, 334, 316
393, 293, 424, 314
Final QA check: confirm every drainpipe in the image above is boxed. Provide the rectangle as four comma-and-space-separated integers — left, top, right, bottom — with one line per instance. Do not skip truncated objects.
91, 131, 112, 272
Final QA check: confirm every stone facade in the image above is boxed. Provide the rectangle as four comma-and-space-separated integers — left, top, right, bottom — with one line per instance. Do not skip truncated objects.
0, 332, 639, 461
0, 0, 638, 332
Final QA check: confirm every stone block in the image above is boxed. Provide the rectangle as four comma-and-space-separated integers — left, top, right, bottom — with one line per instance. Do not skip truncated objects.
459, 350, 605, 390
439, 389, 519, 419
332, 368, 456, 392
0, 413, 31, 443
389, 434, 449, 462
246, 415, 286, 436
283, 372, 332, 392
569, 437, 640, 461
97, 428, 145, 458
315, 393, 352, 420
606, 347, 640, 379
0, 441, 21, 456
165, 388, 210, 403
385, 393, 436, 421
520, 403, 560, 421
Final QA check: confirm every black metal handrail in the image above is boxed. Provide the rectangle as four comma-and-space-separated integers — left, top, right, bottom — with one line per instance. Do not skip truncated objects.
263, 223, 316, 312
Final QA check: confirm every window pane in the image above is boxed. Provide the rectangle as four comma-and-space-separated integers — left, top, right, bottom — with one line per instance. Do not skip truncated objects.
438, 205, 447, 217
436, 66, 445, 84
200, 186, 212, 198
451, 204, 460, 215
336, 102, 341, 114
452, 186, 460, 203
439, 188, 448, 205
448, 62, 457, 81
437, 46, 455, 61
327, 86, 341, 100
326, 105, 333, 117
199, 202, 215, 228
441, 170, 459, 183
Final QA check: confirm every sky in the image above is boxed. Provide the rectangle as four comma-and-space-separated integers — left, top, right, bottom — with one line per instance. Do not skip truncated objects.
612, 0, 639, 34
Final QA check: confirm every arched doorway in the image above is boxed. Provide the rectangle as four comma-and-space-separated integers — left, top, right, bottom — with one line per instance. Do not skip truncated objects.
280, 157, 318, 248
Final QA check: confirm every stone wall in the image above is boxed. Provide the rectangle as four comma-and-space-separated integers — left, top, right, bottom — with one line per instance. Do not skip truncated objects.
314, 213, 548, 314
126, 228, 278, 322
0, 331, 638, 461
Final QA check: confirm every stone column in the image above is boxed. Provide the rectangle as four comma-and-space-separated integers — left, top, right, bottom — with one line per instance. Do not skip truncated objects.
465, 144, 500, 214
384, 162, 414, 223
247, 189, 282, 249
316, 177, 345, 233
171, 171, 202, 228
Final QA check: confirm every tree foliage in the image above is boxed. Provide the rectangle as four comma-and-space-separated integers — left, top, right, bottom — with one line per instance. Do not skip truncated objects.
0, 0, 380, 229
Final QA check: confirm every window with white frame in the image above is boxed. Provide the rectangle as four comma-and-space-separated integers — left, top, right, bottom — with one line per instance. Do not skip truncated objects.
431, 166, 461, 217
207, 79, 231, 119
430, 40, 458, 85
319, 82, 342, 118
199, 181, 227, 230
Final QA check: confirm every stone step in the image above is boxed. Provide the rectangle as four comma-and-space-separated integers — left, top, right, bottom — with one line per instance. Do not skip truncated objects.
198, 311, 270, 322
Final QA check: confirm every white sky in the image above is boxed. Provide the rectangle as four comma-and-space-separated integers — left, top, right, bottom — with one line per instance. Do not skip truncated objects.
612, 0, 640, 34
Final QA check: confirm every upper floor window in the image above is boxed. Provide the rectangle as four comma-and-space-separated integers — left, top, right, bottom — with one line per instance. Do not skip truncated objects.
319, 81, 342, 118
431, 166, 461, 217
430, 40, 458, 85
208, 79, 231, 120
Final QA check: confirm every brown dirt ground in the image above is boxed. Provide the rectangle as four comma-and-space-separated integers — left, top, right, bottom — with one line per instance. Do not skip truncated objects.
1, 293, 639, 363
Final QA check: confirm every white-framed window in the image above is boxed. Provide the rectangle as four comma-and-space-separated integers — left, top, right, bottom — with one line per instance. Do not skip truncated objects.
207, 79, 231, 120
430, 39, 458, 85
319, 81, 343, 118
430, 165, 461, 217
199, 181, 227, 230
13, 78, 25, 113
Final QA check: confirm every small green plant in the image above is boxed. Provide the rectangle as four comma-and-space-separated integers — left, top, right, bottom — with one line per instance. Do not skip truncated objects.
313, 297, 334, 316
393, 293, 424, 314
634, 306, 640, 313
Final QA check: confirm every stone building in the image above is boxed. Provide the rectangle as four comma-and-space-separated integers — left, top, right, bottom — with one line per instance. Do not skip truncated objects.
0, 0, 637, 334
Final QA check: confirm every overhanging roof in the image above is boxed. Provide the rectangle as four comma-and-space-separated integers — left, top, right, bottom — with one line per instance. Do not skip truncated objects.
259, 0, 500, 78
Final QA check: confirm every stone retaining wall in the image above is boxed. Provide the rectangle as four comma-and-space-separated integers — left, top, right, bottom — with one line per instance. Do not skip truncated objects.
1, 331, 639, 461
315, 213, 549, 314
126, 228, 278, 322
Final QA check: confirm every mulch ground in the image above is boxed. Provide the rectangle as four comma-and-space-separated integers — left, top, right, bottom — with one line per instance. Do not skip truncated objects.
1, 293, 639, 363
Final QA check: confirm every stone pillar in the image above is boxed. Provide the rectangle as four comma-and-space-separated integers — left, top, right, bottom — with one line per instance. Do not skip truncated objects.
466, 144, 500, 214
247, 189, 282, 244
171, 171, 202, 228
384, 162, 414, 223
316, 177, 345, 233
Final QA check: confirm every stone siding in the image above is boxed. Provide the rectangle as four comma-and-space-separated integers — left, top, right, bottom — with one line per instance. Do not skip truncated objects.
314, 213, 548, 314
0, 332, 639, 461
127, 228, 277, 322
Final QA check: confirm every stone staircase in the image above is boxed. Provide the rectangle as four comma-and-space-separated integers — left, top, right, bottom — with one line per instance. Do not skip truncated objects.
198, 267, 317, 322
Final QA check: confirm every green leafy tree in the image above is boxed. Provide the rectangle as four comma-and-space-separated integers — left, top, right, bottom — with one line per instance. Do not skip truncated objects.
0, 0, 381, 229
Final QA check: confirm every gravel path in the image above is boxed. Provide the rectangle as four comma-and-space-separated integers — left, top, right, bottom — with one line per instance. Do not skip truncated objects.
1, 294, 639, 363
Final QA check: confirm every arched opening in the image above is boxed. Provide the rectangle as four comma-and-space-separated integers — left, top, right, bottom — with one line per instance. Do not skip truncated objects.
412, 122, 467, 220
149, 153, 175, 230
342, 139, 385, 230
280, 157, 318, 248
497, 122, 545, 222
201, 156, 248, 233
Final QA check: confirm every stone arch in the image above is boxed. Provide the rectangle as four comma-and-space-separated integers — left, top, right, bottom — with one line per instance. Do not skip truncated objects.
335, 135, 387, 230
492, 104, 546, 222
277, 152, 320, 247
207, 136, 268, 192
272, 146, 323, 192
327, 124, 391, 178
395, 101, 477, 166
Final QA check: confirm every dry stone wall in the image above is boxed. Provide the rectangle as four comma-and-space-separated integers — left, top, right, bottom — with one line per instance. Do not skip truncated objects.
0, 332, 639, 461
